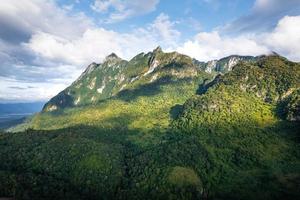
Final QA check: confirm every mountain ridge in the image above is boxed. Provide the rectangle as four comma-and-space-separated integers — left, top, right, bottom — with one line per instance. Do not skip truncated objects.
43, 47, 259, 112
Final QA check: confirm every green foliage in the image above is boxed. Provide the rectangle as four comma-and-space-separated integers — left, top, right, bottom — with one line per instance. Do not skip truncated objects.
172, 85, 300, 199
27, 76, 209, 135
168, 167, 202, 188
218, 55, 300, 103
1, 55, 300, 199
171, 55, 300, 199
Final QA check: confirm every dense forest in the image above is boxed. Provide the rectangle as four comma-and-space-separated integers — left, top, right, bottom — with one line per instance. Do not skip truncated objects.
0, 50, 299, 199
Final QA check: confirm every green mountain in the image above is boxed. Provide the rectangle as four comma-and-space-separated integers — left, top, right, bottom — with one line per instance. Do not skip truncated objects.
43, 47, 255, 112
43, 47, 200, 111
1, 48, 299, 200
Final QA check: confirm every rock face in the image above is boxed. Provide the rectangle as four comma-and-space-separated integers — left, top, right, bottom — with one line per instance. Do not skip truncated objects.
196, 55, 257, 73
283, 89, 300, 122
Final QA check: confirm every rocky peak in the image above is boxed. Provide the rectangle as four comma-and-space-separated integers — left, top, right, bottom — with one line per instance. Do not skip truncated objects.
74, 62, 98, 83
147, 46, 163, 71
269, 51, 280, 56
104, 53, 121, 63
86, 62, 98, 71
153, 46, 163, 54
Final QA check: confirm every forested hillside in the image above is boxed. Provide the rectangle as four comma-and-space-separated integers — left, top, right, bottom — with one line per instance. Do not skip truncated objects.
0, 49, 299, 200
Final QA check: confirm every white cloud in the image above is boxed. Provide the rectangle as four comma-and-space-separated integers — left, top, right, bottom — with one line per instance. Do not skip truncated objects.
91, 0, 159, 22
0, 63, 82, 103
24, 13, 180, 66
224, 0, 300, 33
0, 77, 70, 103
177, 31, 269, 61
264, 15, 300, 61
177, 15, 300, 62
151, 13, 181, 47
0, 0, 96, 102
0, 0, 93, 42
25, 29, 154, 66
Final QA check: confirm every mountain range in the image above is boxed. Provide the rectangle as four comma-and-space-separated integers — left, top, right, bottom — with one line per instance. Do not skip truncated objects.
0, 47, 299, 200
43, 47, 257, 112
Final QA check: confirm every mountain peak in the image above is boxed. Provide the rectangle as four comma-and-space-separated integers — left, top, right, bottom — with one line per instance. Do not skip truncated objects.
153, 46, 163, 53
270, 51, 279, 56
104, 53, 120, 62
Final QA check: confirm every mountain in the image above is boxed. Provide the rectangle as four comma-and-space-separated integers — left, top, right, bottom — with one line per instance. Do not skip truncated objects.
43, 47, 255, 112
43, 47, 200, 111
1, 48, 299, 200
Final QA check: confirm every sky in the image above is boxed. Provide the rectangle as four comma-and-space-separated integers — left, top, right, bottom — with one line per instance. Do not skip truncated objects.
0, 0, 300, 103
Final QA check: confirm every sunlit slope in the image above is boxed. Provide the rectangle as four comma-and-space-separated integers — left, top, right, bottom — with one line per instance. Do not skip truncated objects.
1, 54, 299, 200
42, 47, 200, 111
18, 47, 213, 133
167, 55, 300, 199
32, 75, 210, 133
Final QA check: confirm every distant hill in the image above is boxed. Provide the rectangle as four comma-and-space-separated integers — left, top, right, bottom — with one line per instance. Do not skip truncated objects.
0, 102, 44, 114
0, 102, 44, 130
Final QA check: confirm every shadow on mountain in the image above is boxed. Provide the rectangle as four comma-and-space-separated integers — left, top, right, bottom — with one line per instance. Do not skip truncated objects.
0, 122, 143, 200
116, 76, 194, 102
196, 75, 221, 95
169, 104, 184, 120
1, 113, 300, 200
42, 91, 75, 112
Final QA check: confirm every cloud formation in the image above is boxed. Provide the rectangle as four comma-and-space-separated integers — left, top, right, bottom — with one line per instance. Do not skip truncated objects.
224, 0, 300, 33
264, 15, 300, 61
0, 0, 94, 81
91, 0, 159, 22
177, 31, 269, 61
24, 13, 181, 67
177, 15, 300, 62
151, 13, 181, 47
0, 0, 94, 102
0, 77, 68, 103
0, 0, 92, 43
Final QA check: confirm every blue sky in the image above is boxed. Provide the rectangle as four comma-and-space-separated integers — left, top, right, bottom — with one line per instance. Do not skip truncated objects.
59, 0, 254, 36
0, 0, 300, 102
55, 0, 257, 42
